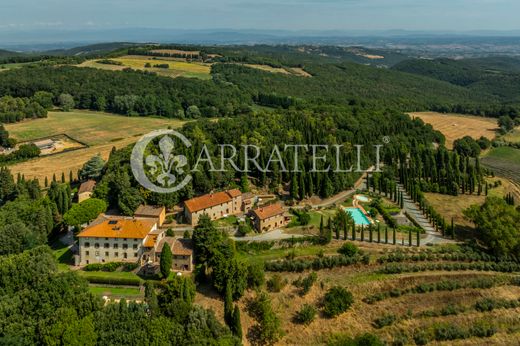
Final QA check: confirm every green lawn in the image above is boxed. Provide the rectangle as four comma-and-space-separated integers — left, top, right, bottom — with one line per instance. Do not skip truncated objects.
89, 285, 143, 299
50, 239, 74, 272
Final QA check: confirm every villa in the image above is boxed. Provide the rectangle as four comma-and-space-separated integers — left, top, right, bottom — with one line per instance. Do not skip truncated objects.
250, 203, 289, 232
183, 189, 244, 225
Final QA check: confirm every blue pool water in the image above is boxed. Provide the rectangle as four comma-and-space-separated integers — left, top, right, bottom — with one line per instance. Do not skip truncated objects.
346, 208, 371, 225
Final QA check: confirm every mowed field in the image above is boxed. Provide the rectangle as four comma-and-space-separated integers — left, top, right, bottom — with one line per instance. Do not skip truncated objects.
78, 55, 212, 79
409, 112, 498, 149
5, 111, 186, 182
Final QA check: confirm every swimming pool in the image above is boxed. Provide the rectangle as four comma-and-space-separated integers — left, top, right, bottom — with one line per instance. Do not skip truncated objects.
346, 208, 371, 225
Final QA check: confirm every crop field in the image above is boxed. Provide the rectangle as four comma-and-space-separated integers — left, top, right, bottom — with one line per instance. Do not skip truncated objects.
78, 55, 212, 79
503, 127, 520, 143
195, 242, 520, 345
409, 112, 498, 149
5, 110, 185, 182
481, 147, 520, 195
242, 64, 312, 77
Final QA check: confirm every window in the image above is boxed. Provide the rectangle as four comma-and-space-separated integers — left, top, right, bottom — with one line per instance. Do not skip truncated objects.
95, 251, 99, 256
132, 244, 138, 250
123, 238, 127, 241
104, 243, 109, 249
114, 252, 118, 257
94, 243, 100, 249
123, 253, 127, 259
113, 244, 118, 249
134, 253, 138, 257
84, 242, 90, 247
85, 251, 89, 256
105, 251, 109, 257
123, 244, 128, 250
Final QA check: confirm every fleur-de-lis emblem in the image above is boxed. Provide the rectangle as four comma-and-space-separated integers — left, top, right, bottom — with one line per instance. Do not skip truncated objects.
145, 136, 187, 187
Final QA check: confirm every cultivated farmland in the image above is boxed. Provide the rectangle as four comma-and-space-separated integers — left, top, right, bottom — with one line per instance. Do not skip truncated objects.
5, 110, 185, 182
409, 112, 498, 149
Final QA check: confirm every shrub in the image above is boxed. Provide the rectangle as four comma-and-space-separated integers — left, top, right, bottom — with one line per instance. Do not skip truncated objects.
373, 313, 396, 329
294, 304, 316, 325
247, 263, 265, 289
323, 286, 354, 318
267, 274, 286, 292
293, 272, 317, 296
338, 242, 359, 257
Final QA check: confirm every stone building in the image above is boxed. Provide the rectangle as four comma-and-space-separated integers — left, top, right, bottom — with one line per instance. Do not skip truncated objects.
250, 203, 289, 232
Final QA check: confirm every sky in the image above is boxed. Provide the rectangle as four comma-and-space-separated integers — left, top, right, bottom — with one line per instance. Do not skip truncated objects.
0, 0, 519, 32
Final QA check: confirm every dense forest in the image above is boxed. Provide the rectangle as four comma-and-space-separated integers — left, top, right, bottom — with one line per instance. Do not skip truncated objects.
393, 57, 520, 116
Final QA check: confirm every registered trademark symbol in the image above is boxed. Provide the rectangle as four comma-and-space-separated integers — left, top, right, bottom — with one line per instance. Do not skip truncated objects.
382, 136, 390, 144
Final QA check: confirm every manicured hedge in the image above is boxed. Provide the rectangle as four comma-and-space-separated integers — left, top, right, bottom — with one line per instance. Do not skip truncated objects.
81, 275, 143, 286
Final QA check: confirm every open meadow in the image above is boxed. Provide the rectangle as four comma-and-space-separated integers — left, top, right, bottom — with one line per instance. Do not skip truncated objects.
409, 112, 498, 149
78, 55, 212, 79
5, 110, 185, 182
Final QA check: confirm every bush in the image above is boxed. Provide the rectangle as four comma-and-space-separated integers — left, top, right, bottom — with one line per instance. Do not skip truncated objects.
338, 242, 359, 257
294, 304, 316, 325
293, 272, 317, 296
247, 263, 265, 289
323, 286, 354, 318
372, 313, 396, 329
267, 274, 287, 292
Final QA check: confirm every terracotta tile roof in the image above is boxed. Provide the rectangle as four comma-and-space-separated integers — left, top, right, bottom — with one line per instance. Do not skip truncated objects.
156, 236, 175, 253
172, 238, 193, 256
184, 189, 242, 213
252, 203, 285, 220
144, 234, 159, 247
227, 189, 242, 198
77, 218, 155, 239
134, 205, 165, 217
78, 180, 96, 194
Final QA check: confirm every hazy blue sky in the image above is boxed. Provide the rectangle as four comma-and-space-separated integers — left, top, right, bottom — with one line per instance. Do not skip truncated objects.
0, 0, 518, 32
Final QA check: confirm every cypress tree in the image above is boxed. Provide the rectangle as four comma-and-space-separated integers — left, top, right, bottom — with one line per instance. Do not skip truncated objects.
61, 172, 65, 183
361, 224, 364, 242
343, 222, 347, 240
408, 229, 412, 247
44, 176, 48, 187
377, 223, 381, 243
385, 226, 388, 244
416, 230, 420, 247
369, 224, 373, 242
335, 226, 340, 240
160, 243, 172, 279
319, 215, 324, 238
224, 283, 233, 327
352, 223, 356, 241
231, 304, 242, 338
451, 217, 455, 239
52, 173, 56, 182
299, 172, 306, 200
69, 170, 73, 183
393, 228, 396, 245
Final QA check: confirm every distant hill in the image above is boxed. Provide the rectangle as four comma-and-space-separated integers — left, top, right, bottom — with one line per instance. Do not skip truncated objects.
393, 57, 520, 104
0, 49, 21, 58
44, 42, 142, 56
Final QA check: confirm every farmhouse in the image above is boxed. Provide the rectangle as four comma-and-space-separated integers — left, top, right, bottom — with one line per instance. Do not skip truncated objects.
134, 204, 166, 226
77, 180, 96, 203
250, 203, 289, 232
183, 189, 244, 226
153, 237, 194, 272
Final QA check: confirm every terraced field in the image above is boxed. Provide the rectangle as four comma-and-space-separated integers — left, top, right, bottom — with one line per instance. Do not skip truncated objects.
196, 242, 520, 345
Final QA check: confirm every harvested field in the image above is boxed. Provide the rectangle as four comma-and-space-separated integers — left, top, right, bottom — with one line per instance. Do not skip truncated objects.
409, 112, 498, 149
503, 126, 520, 143
5, 110, 185, 182
78, 55, 211, 79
